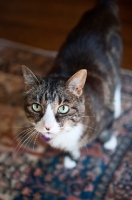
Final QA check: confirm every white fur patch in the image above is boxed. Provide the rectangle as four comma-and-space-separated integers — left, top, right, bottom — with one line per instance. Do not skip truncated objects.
43, 104, 56, 128
49, 123, 84, 152
64, 156, 76, 169
34, 104, 84, 152
114, 84, 121, 118
35, 104, 60, 139
104, 135, 117, 150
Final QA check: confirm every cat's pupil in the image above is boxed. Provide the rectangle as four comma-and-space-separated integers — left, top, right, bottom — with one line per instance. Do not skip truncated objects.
32, 103, 42, 112
58, 105, 69, 114
34, 104, 39, 109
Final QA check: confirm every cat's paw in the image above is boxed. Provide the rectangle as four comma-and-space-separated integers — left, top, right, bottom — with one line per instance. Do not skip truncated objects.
71, 149, 81, 160
103, 135, 117, 150
64, 156, 76, 169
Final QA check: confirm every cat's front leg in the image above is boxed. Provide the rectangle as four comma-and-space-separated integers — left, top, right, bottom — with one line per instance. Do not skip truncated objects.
64, 148, 81, 169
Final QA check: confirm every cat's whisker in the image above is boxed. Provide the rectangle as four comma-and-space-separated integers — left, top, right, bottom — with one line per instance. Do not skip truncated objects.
81, 115, 95, 118
13, 128, 35, 155
10, 127, 34, 145
15, 130, 37, 155
13, 130, 33, 154
12, 131, 29, 146
33, 132, 40, 151
19, 130, 37, 150
11, 125, 33, 129
22, 130, 38, 152
82, 124, 97, 131
80, 137, 89, 153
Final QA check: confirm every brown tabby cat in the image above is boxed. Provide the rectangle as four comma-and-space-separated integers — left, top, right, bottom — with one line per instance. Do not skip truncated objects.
22, 0, 122, 168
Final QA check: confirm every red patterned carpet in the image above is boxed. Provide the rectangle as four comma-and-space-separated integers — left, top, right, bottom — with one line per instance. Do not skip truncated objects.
0, 38, 132, 200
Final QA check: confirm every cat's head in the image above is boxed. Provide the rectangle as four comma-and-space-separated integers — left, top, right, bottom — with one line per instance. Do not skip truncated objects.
22, 66, 87, 142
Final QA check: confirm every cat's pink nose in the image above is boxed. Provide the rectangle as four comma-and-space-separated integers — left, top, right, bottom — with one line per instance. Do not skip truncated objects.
45, 127, 50, 131
43, 124, 51, 131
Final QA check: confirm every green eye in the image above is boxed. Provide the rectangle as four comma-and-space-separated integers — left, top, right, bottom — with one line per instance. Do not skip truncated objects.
32, 103, 42, 112
58, 105, 69, 114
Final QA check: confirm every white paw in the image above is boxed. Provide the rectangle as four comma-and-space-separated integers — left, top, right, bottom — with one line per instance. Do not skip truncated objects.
64, 156, 76, 169
104, 135, 117, 150
71, 149, 81, 160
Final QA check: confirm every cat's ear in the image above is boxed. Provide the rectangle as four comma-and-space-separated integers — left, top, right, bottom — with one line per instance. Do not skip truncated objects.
21, 65, 39, 89
66, 69, 87, 96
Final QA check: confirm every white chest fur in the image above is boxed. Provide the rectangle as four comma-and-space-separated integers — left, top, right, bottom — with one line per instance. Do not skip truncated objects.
49, 123, 84, 152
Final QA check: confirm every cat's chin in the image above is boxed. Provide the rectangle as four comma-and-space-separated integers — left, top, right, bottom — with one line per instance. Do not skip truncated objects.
41, 134, 51, 142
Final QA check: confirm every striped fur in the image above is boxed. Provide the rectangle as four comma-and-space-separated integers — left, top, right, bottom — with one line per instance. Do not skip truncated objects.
22, 0, 122, 168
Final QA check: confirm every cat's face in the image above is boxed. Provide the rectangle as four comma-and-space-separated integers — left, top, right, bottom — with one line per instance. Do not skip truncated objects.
22, 66, 87, 142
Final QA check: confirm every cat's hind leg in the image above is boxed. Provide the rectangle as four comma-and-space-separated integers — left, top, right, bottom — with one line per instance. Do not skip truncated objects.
99, 130, 117, 150
102, 83, 121, 150
114, 83, 121, 119
103, 134, 117, 150
100, 83, 121, 150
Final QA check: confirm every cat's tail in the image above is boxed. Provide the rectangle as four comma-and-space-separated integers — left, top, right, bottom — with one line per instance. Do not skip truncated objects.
96, 0, 117, 6
96, 0, 118, 14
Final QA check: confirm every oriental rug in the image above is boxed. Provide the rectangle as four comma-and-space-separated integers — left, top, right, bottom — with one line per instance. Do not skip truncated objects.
0, 38, 132, 200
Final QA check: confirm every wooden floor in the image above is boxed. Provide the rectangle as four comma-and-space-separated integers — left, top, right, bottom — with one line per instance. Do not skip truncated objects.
0, 0, 132, 70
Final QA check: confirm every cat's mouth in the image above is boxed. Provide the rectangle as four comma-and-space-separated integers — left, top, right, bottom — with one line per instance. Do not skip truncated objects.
41, 134, 51, 142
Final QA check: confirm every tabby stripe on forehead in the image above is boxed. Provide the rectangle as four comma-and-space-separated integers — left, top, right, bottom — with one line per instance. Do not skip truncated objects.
70, 118, 76, 123
44, 92, 48, 101
37, 93, 43, 103
52, 92, 57, 101
44, 91, 57, 102
58, 95, 62, 105
71, 107, 78, 112
63, 99, 70, 104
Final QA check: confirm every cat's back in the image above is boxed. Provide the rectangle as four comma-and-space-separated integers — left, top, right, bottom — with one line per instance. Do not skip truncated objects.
52, 0, 122, 78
